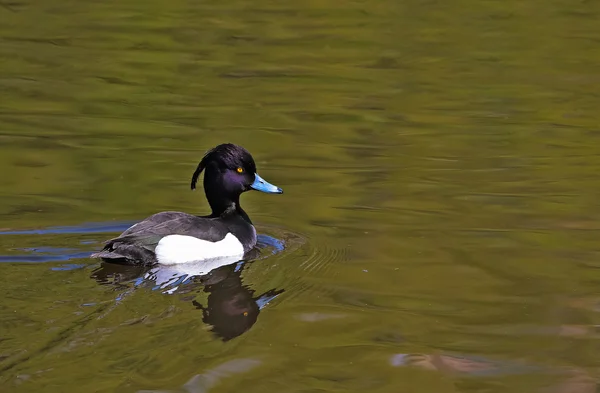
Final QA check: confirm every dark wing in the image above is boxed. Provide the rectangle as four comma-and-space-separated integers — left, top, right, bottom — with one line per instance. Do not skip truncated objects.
91, 212, 229, 265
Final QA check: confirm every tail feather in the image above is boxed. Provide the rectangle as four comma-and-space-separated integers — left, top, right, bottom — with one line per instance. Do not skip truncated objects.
91, 242, 157, 266
90, 250, 126, 259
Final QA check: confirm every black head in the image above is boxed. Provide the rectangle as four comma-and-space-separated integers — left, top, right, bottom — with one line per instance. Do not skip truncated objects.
191, 144, 282, 215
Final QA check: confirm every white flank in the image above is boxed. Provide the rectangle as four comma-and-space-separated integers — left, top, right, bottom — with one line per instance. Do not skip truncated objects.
155, 233, 244, 265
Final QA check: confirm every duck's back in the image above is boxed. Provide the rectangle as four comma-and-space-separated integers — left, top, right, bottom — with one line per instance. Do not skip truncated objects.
91, 211, 255, 265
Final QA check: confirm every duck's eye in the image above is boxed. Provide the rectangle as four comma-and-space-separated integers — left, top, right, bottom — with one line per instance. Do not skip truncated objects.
236, 167, 244, 173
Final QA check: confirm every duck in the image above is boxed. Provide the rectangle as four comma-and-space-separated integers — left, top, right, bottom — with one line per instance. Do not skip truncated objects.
91, 143, 283, 266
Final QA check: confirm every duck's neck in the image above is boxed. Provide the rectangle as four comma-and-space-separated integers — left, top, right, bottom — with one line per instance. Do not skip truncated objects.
205, 190, 252, 224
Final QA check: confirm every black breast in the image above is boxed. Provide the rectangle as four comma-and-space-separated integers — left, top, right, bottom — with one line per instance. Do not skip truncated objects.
220, 213, 257, 252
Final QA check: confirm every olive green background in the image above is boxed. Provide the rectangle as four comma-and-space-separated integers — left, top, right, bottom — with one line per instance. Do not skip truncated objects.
1, 0, 600, 391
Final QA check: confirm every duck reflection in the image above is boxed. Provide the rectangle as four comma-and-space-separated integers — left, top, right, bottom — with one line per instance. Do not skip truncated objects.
192, 270, 283, 341
90, 250, 284, 341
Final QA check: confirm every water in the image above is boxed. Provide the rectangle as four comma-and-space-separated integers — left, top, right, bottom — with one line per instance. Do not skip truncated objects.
1, 0, 600, 391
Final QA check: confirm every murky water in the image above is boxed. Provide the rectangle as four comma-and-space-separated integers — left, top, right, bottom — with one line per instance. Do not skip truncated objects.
2, 0, 600, 391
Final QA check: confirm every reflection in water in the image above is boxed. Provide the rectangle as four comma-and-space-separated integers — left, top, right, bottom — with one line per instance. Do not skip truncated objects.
0, 221, 135, 236
138, 357, 263, 393
391, 352, 541, 376
391, 353, 597, 393
191, 268, 284, 341
90, 248, 284, 341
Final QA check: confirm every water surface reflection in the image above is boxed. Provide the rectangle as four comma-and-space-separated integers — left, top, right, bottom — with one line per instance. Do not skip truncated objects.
391, 352, 597, 393
91, 248, 285, 341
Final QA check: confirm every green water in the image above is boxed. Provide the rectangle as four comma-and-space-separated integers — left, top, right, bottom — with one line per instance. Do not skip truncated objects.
2, 0, 600, 391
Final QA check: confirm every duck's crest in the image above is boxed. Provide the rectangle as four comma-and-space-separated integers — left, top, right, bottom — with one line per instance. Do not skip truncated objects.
191, 143, 255, 190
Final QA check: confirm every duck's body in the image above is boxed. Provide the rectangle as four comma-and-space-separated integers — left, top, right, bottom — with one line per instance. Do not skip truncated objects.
92, 210, 255, 265
91, 144, 282, 266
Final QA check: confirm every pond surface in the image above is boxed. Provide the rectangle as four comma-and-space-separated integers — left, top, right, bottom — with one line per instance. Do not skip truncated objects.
2, 0, 600, 392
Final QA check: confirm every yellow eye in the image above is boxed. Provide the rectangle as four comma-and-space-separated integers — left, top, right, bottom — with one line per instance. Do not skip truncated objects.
236, 167, 244, 173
